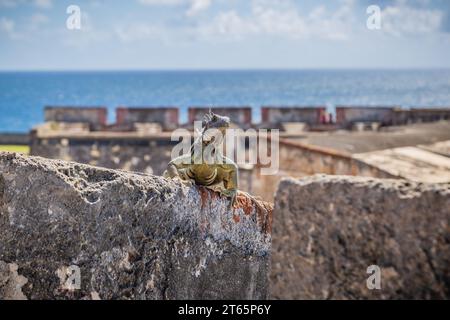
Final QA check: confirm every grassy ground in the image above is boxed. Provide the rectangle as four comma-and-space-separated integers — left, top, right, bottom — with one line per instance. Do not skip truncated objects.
0, 145, 30, 154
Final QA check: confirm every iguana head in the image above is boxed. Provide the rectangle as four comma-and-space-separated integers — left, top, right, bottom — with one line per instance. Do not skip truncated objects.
202, 109, 230, 133
201, 109, 230, 145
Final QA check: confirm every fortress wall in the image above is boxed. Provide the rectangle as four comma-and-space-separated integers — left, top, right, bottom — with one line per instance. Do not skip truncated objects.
44, 107, 107, 130
0, 152, 271, 300
29, 135, 177, 176
116, 107, 179, 131
188, 107, 252, 128
336, 106, 397, 128
29, 134, 257, 197
409, 108, 450, 123
271, 175, 450, 299
38, 106, 450, 131
0, 133, 29, 145
249, 139, 396, 201
30, 133, 394, 202
261, 106, 327, 126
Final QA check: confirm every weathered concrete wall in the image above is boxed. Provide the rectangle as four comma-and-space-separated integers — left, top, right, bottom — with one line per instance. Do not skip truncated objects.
251, 139, 396, 201
392, 109, 411, 125
116, 107, 179, 131
0, 133, 29, 145
336, 106, 397, 128
261, 106, 327, 126
409, 108, 450, 123
30, 135, 175, 176
45, 107, 107, 130
271, 175, 450, 299
393, 108, 450, 125
189, 107, 252, 128
29, 134, 257, 198
0, 152, 271, 300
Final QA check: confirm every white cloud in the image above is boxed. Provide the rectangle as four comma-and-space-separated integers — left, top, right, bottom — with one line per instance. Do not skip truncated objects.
186, 0, 211, 17
0, 13, 51, 40
138, 0, 212, 17
0, 0, 19, 7
198, 11, 257, 39
380, 3, 444, 36
0, 17, 14, 33
62, 12, 111, 48
115, 23, 163, 42
0, 0, 52, 8
198, 0, 355, 41
138, 0, 183, 5
34, 0, 52, 9
30, 13, 48, 26
0, 16, 21, 39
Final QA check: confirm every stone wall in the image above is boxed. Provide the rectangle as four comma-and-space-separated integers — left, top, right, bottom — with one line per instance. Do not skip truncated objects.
409, 108, 450, 123
38, 106, 450, 131
29, 134, 256, 196
44, 107, 107, 130
336, 106, 397, 128
30, 134, 176, 176
30, 134, 396, 202
261, 106, 327, 127
250, 139, 396, 201
188, 107, 252, 128
0, 133, 29, 145
116, 107, 179, 131
0, 152, 272, 300
271, 175, 450, 299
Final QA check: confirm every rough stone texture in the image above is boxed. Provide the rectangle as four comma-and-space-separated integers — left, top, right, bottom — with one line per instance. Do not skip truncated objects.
261, 106, 327, 126
30, 135, 176, 176
0, 152, 271, 300
116, 107, 179, 131
29, 134, 258, 200
188, 107, 252, 128
271, 175, 450, 299
251, 140, 396, 201
0, 133, 29, 145
0, 261, 28, 300
44, 107, 107, 130
335, 106, 396, 128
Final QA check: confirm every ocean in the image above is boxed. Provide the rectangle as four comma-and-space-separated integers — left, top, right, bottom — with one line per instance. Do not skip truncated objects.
1, 69, 450, 133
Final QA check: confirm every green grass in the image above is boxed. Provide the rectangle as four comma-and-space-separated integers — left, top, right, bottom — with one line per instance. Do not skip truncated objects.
0, 145, 30, 154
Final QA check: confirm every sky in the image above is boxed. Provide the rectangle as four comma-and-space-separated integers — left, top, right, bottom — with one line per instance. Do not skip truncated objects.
1, 0, 450, 70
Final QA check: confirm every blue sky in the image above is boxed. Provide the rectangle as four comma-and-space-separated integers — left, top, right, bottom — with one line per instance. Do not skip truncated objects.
1, 0, 450, 70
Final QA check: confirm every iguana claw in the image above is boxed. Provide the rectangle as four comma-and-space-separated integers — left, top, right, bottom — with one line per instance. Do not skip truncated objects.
181, 178, 195, 187
220, 188, 237, 210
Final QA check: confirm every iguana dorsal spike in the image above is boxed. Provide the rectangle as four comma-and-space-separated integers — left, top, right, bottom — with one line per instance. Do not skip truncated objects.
204, 108, 213, 122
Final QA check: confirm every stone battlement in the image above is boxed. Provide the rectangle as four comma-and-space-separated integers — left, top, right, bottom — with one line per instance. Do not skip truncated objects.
39, 106, 450, 134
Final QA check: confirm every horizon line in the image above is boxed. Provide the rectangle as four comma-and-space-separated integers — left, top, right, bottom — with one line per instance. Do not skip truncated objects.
1, 67, 450, 73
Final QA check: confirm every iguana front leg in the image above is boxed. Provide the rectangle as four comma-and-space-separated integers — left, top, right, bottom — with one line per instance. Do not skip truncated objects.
163, 155, 195, 186
221, 162, 238, 210
221, 188, 237, 210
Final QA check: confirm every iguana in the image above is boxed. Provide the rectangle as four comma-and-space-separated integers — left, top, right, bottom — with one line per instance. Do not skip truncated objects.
163, 110, 266, 212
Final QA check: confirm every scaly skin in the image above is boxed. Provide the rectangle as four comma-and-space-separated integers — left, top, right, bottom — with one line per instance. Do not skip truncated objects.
164, 110, 264, 212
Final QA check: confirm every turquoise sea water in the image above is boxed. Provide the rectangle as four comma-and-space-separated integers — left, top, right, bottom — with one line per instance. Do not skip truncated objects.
1, 69, 450, 132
